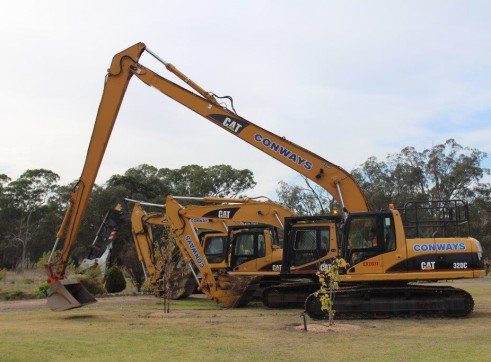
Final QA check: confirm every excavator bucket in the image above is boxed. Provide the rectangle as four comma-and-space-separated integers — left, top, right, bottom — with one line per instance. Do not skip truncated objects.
47, 279, 97, 311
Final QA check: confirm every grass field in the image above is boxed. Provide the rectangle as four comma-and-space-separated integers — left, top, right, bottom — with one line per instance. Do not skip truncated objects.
1, 272, 490, 361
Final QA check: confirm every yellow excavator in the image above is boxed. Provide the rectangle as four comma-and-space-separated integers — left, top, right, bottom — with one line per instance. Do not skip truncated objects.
47, 42, 485, 317
129, 195, 294, 298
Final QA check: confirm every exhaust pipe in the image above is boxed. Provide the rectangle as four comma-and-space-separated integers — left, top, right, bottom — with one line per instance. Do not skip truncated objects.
47, 279, 97, 311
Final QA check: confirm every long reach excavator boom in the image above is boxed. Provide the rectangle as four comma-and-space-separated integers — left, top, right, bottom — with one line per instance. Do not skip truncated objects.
46, 42, 367, 311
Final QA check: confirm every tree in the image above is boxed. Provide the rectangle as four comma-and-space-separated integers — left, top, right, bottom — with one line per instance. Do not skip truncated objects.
276, 178, 336, 216
106, 164, 172, 204
0, 163, 257, 270
352, 139, 490, 210
158, 164, 256, 198
0, 174, 10, 193
352, 139, 491, 254
0, 169, 60, 271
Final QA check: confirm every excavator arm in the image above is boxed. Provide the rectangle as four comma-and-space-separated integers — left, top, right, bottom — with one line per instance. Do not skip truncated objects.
46, 43, 146, 285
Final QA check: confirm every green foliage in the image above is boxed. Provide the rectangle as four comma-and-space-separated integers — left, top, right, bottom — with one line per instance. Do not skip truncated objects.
1, 164, 256, 270
351, 139, 490, 210
83, 265, 103, 280
36, 282, 51, 297
119, 243, 146, 293
314, 258, 348, 325
36, 251, 75, 272
36, 251, 50, 269
104, 266, 126, 293
107, 163, 256, 201
0, 290, 30, 300
276, 178, 335, 215
0, 268, 5, 281
70, 273, 106, 296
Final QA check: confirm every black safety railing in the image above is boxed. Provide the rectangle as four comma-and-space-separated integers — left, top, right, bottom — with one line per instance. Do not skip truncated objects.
398, 200, 470, 238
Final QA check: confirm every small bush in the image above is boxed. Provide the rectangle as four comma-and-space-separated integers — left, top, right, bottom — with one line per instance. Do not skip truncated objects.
36, 282, 51, 298
21, 278, 34, 284
37, 251, 75, 272
83, 265, 103, 280
104, 266, 126, 293
0, 290, 29, 301
70, 274, 106, 296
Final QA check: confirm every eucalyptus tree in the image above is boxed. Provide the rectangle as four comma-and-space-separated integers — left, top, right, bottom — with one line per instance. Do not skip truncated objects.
0, 169, 60, 270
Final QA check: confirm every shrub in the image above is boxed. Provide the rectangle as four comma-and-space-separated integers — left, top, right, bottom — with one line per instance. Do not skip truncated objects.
36, 282, 51, 298
0, 290, 29, 301
104, 266, 126, 293
83, 265, 103, 280
36, 251, 75, 272
70, 273, 106, 296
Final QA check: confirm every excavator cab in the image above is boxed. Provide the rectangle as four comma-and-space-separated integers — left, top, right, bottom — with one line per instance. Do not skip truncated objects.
281, 216, 341, 275
200, 231, 228, 267
342, 211, 396, 274
228, 225, 279, 270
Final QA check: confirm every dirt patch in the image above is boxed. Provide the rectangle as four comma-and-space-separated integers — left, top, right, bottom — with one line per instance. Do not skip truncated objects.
137, 311, 188, 318
293, 322, 364, 333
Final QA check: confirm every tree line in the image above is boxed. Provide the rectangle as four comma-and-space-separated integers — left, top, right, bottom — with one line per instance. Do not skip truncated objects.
276, 139, 491, 255
1, 139, 490, 272
0, 164, 256, 271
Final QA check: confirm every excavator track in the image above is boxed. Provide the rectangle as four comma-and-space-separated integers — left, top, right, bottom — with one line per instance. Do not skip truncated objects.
304, 284, 474, 320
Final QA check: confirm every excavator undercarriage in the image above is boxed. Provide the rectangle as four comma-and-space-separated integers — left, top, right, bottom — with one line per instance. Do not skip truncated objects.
262, 281, 474, 319
305, 283, 474, 319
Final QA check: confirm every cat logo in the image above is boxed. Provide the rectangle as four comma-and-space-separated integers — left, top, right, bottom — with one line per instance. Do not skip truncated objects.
218, 210, 231, 218
421, 261, 436, 270
209, 114, 248, 134
223, 117, 243, 133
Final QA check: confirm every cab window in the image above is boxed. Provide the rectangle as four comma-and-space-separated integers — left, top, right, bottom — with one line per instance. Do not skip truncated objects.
234, 234, 255, 256
203, 236, 225, 263
383, 216, 396, 252
290, 228, 330, 267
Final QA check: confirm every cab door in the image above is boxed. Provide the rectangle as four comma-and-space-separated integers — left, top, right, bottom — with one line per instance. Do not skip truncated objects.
288, 222, 338, 273
345, 213, 396, 275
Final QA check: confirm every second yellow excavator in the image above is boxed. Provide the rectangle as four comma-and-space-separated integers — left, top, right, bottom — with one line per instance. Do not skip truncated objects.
130, 195, 294, 300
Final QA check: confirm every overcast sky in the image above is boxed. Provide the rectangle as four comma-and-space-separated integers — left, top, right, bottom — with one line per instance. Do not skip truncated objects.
1, 0, 490, 199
